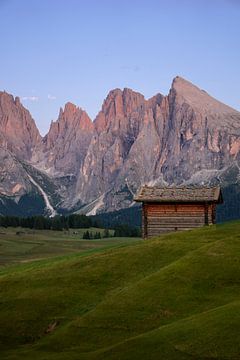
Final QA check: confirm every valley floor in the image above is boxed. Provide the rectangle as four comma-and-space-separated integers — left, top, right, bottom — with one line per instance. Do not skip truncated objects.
0, 222, 240, 359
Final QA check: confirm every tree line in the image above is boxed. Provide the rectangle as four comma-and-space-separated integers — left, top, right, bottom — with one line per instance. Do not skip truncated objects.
0, 214, 141, 237
0, 214, 93, 230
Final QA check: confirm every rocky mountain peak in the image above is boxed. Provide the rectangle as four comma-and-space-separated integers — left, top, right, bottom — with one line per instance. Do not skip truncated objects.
102, 88, 123, 113
56, 102, 93, 131
32, 102, 94, 177
146, 93, 164, 108
172, 75, 213, 96
122, 88, 145, 113
63, 102, 78, 116
0, 91, 41, 160
45, 103, 93, 146
94, 87, 146, 134
170, 76, 240, 117
100, 87, 146, 115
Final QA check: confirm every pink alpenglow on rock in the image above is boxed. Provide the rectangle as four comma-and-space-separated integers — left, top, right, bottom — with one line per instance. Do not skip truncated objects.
0, 77, 240, 214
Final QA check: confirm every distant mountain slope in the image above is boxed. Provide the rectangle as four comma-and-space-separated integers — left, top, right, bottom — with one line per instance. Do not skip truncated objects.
0, 221, 239, 359
0, 77, 240, 217
0, 148, 63, 216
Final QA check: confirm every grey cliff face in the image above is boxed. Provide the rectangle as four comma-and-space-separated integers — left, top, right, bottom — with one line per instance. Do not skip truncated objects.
0, 77, 240, 215
0, 148, 32, 197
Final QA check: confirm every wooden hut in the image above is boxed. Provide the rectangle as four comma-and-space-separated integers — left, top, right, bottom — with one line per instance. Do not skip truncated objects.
134, 186, 223, 238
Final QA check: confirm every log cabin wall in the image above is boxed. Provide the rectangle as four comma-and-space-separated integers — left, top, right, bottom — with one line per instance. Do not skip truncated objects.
144, 202, 215, 238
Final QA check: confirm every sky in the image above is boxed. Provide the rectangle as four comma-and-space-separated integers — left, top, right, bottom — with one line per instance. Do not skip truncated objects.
0, 0, 240, 135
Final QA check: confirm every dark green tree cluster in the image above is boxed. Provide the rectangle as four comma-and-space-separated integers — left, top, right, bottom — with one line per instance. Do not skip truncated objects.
103, 229, 110, 238
0, 216, 20, 228
113, 224, 141, 237
82, 231, 102, 239
91, 205, 141, 228
0, 214, 92, 231
67, 214, 93, 228
216, 184, 240, 223
82, 229, 111, 239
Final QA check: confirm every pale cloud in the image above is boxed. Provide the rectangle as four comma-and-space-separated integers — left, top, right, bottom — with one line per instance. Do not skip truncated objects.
48, 94, 57, 100
21, 96, 39, 102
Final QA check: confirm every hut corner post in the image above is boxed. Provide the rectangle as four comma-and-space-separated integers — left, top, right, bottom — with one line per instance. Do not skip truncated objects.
204, 202, 209, 226
212, 203, 216, 224
142, 203, 148, 239
205, 202, 216, 225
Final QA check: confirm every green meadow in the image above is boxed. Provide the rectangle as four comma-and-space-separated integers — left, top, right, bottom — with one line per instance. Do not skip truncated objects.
0, 227, 139, 268
0, 222, 240, 359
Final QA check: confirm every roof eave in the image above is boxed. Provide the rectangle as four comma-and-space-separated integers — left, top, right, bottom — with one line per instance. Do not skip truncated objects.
134, 199, 221, 203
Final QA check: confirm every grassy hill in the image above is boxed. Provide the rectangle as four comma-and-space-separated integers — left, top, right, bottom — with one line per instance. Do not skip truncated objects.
0, 221, 240, 359
0, 227, 139, 268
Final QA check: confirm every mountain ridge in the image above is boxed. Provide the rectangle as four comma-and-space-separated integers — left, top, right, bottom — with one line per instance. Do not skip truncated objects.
0, 76, 240, 216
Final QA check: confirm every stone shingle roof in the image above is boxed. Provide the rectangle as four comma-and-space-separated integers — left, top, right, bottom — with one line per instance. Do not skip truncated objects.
134, 186, 223, 203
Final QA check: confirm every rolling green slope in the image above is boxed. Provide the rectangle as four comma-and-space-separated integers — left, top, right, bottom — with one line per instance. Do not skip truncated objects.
0, 227, 137, 268
96, 301, 240, 360
0, 222, 240, 359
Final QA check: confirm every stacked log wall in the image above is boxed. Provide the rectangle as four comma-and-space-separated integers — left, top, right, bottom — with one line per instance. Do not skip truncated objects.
144, 203, 214, 238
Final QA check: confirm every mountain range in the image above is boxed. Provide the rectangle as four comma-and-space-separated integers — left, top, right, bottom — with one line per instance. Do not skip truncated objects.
0, 76, 240, 218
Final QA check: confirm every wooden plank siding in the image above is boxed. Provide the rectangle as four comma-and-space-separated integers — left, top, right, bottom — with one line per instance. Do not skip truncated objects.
143, 202, 214, 238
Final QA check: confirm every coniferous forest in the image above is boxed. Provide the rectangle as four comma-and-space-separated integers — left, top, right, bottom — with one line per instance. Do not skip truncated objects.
0, 213, 141, 237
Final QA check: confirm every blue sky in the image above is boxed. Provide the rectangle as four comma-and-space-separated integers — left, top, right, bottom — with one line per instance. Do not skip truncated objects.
0, 0, 240, 135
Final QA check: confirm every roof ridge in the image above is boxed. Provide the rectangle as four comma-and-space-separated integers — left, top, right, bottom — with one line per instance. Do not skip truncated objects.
134, 185, 222, 203
143, 185, 220, 189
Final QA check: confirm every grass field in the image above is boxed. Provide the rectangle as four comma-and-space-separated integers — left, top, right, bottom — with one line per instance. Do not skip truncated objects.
0, 227, 140, 268
0, 221, 240, 359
